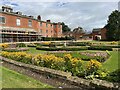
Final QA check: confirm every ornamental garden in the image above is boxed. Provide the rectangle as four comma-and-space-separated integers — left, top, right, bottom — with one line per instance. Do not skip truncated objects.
0, 41, 120, 86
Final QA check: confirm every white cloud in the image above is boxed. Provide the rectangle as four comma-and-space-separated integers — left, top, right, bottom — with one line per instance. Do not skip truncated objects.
1, 1, 118, 31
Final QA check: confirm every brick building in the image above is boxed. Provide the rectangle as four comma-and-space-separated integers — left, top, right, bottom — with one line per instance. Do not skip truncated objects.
92, 28, 102, 40
92, 28, 107, 40
0, 5, 62, 42
100, 28, 107, 40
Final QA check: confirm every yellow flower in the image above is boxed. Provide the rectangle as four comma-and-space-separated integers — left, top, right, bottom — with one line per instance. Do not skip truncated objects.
0, 44, 9, 49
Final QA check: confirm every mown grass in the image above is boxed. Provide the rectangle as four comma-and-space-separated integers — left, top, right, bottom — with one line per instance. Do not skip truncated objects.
1, 66, 53, 88
25, 47, 46, 55
102, 51, 119, 73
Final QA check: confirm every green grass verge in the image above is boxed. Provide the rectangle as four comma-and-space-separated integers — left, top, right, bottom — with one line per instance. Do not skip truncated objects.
1, 66, 53, 88
25, 47, 47, 54
102, 51, 119, 73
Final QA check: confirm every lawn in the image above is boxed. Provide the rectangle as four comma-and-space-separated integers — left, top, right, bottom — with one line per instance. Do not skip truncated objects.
25, 47, 47, 54
102, 51, 119, 72
1, 66, 53, 88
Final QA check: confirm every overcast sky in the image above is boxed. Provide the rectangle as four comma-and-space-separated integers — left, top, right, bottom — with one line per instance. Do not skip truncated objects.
1, 0, 119, 32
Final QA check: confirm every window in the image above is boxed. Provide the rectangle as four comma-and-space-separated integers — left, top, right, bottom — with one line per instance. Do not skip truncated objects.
40, 22, 42, 26
16, 18, 20, 26
54, 25, 56, 28
28, 20, 32, 27
40, 29, 42, 33
46, 30, 48, 33
0, 16, 5, 24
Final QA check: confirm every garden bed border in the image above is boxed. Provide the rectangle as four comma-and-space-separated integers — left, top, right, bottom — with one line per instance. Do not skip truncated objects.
0, 56, 119, 89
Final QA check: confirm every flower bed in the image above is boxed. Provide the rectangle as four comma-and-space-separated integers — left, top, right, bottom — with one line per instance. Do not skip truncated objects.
1, 51, 105, 79
1, 56, 119, 89
79, 51, 110, 62
3, 48, 29, 52
48, 51, 110, 62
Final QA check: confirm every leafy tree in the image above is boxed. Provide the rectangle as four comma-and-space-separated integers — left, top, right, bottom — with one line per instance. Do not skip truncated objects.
61, 22, 71, 33
105, 10, 120, 41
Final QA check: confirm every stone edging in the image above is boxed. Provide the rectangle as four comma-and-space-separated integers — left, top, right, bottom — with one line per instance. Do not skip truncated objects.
0, 56, 120, 89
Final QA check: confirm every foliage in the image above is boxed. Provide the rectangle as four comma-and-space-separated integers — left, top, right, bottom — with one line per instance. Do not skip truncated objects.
52, 51, 110, 62
16, 43, 26, 47
1, 51, 32, 64
0, 44, 9, 49
106, 10, 120, 41
1, 51, 97, 78
49, 42, 56, 47
88, 45, 120, 51
36, 46, 88, 51
1, 51, 119, 82
32, 54, 65, 71
61, 22, 71, 33
67, 42, 87, 46
86, 60, 102, 76
105, 69, 120, 82
79, 52, 110, 62
27, 43, 36, 47
41, 37, 72, 41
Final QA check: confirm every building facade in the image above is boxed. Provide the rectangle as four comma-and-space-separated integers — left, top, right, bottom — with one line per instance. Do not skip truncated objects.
0, 5, 62, 42
100, 28, 107, 40
92, 28, 102, 40
92, 28, 107, 40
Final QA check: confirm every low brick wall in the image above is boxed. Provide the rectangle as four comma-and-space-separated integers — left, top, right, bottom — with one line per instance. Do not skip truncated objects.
0, 56, 120, 89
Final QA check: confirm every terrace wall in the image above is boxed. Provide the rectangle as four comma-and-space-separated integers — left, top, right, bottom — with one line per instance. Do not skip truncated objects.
1, 56, 119, 89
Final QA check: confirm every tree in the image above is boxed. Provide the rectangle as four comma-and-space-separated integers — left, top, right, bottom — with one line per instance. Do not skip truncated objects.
72, 27, 85, 40
106, 10, 120, 41
61, 22, 71, 33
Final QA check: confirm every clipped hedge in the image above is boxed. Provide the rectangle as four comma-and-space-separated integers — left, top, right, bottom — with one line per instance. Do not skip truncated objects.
16, 43, 26, 47
36, 46, 88, 51
67, 42, 87, 46
41, 37, 72, 41
88, 45, 120, 51
27, 44, 36, 47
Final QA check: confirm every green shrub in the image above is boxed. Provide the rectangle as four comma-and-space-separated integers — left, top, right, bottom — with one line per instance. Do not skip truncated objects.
49, 42, 56, 47
41, 37, 72, 41
27, 43, 36, 47
88, 46, 120, 51
88, 46, 112, 51
36, 46, 88, 51
67, 42, 87, 46
16, 43, 26, 47
105, 69, 120, 82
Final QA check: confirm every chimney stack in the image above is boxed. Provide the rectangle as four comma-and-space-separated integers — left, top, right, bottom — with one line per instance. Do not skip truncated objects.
37, 15, 41, 21
46, 20, 51, 22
